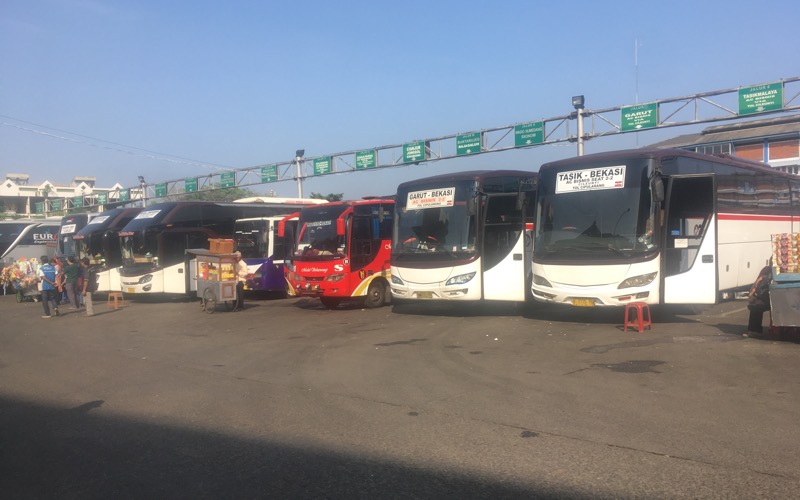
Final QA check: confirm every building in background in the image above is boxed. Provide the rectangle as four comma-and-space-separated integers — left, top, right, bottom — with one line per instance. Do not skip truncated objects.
649, 114, 800, 173
0, 174, 141, 217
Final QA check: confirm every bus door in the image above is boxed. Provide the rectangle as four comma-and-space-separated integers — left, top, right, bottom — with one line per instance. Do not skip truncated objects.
162, 230, 210, 293
482, 193, 527, 301
663, 175, 717, 304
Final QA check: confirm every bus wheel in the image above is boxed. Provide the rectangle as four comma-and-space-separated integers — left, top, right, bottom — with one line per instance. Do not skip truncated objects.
364, 281, 386, 309
202, 288, 217, 314
320, 297, 342, 309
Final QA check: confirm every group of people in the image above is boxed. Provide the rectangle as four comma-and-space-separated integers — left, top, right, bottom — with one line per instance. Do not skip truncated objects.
36, 255, 99, 318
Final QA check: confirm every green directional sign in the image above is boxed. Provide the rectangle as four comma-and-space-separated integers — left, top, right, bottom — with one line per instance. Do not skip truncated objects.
35, 202, 44, 214
261, 165, 278, 182
51, 199, 62, 211
314, 156, 332, 175
221, 171, 236, 188
185, 178, 198, 193
119, 189, 130, 202
155, 183, 167, 197
97, 193, 108, 205
621, 102, 658, 131
403, 141, 428, 163
73, 196, 83, 207
457, 132, 482, 156
514, 121, 544, 147
355, 150, 377, 169
739, 82, 783, 116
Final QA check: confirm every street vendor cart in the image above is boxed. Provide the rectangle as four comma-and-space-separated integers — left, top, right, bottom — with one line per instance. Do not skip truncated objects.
769, 273, 800, 331
191, 249, 238, 313
11, 280, 40, 303
767, 233, 800, 337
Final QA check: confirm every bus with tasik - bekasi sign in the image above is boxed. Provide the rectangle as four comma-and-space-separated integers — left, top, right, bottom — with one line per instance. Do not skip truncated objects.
531, 148, 800, 307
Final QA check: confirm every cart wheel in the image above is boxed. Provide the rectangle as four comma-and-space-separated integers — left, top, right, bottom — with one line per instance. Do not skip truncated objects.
223, 301, 234, 311
16, 291, 23, 303
203, 288, 217, 314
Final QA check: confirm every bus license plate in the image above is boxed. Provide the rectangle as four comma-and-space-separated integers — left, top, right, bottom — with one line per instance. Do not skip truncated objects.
126, 287, 135, 294
417, 292, 433, 299
572, 298, 595, 307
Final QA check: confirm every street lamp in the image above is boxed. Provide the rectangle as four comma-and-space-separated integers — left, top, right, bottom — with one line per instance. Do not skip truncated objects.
295, 149, 305, 198
138, 175, 147, 207
572, 95, 585, 156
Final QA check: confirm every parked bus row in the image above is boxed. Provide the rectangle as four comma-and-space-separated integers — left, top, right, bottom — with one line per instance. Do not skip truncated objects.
44, 147, 800, 310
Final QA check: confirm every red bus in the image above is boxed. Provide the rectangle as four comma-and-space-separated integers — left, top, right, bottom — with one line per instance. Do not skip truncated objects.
280, 198, 394, 309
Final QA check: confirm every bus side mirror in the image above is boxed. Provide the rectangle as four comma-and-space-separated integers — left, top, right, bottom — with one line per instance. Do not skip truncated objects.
467, 195, 477, 215
336, 218, 346, 236
515, 192, 527, 211
652, 176, 665, 203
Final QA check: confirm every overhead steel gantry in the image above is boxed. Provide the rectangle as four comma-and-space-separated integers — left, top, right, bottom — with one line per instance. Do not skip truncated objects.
38, 76, 800, 214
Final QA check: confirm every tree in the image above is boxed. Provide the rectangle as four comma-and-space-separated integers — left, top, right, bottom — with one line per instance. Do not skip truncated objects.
310, 192, 344, 202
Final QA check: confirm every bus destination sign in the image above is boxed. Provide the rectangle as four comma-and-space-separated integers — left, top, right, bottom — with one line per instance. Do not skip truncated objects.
555, 166, 626, 194
407, 187, 455, 210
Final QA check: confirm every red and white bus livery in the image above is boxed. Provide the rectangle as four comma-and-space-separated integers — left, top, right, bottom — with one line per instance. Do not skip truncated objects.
281, 198, 394, 308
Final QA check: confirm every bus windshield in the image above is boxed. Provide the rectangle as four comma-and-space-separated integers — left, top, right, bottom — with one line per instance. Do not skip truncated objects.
0, 222, 30, 255
234, 220, 268, 259
394, 180, 477, 262
295, 205, 348, 261
535, 160, 655, 261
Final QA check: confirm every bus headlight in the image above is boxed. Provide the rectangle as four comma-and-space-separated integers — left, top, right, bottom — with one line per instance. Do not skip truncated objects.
139, 274, 153, 284
326, 273, 345, 282
446, 272, 475, 286
391, 275, 404, 285
618, 272, 657, 289
533, 274, 552, 287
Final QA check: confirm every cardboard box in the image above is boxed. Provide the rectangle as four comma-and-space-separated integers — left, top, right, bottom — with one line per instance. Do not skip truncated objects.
209, 238, 234, 254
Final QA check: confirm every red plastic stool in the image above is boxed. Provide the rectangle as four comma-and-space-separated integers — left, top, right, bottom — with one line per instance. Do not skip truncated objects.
623, 302, 652, 333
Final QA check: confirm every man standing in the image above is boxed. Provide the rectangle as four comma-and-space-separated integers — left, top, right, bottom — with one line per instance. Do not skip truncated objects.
36, 256, 59, 318
233, 251, 248, 311
80, 257, 97, 317
63, 256, 81, 309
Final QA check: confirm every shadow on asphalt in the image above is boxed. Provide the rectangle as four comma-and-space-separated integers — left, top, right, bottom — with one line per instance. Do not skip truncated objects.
0, 396, 592, 499
391, 300, 700, 325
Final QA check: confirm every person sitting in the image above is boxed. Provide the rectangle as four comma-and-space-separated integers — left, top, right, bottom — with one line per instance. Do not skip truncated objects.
746, 265, 772, 337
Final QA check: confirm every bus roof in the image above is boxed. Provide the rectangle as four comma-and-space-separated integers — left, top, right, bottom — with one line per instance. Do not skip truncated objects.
233, 197, 327, 205
397, 170, 537, 190
73, 207, 143, 238
540, 148, 788, 178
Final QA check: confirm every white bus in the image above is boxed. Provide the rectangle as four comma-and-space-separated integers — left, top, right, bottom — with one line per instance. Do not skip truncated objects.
56, 212, 102, 258
73, 207, 143, 292
0, 218, 60, 266
391, 171, 537, 302
531, 148, 800, 307
119, 199, 323, 295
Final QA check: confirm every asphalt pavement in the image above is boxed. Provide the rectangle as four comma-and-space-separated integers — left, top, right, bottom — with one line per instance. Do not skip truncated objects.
1, 293, 799, 499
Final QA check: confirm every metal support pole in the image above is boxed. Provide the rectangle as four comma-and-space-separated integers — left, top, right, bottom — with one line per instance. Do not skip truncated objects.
576, 107, 584, 157
296, 157, 303, 198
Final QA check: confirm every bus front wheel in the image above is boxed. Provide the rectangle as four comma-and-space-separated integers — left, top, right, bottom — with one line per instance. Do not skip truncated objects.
364, 281, 387, 309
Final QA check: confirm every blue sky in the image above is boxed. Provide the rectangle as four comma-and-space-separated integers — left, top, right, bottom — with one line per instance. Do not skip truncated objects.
1, 0, 797, 198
